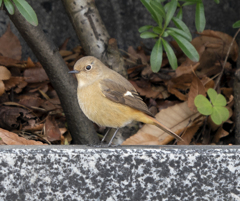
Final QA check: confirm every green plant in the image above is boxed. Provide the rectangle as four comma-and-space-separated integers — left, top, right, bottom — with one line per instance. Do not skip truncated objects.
233, 20, 240, 29
194, 88, 229, 125
139, 0, 219, 72
1, 0, 38, 26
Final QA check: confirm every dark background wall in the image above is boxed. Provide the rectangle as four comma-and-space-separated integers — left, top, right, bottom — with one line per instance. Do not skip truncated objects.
0, 0, 239, 60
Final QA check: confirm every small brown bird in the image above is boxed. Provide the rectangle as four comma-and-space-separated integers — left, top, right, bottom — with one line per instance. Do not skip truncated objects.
69, 56, 183, 145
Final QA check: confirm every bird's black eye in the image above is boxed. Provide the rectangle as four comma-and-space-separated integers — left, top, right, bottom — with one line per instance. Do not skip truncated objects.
85, 65, 92, 70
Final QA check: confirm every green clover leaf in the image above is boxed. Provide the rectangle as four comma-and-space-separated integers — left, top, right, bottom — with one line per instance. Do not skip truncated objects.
194, 88, 229, 125
211, 106, 229, 125
194, 94, 212, 115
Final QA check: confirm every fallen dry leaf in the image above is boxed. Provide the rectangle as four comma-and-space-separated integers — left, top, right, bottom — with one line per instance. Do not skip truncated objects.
0, 80, 4, 96
0, 25, 22, 60
196, 62, 223, 78
198, 30, 238, 61
0, 55, 25, 67
167, 74, 193, 100
191, 30, 238, 72
156, 100, 180, 111
62, 130, 72, 145
24, 67, 49, 83
0, 106, 36, 130
188, 72, 206, 112
72, 45, 82, 53
122, 101, 201, 145
44, 115, 61, 142
0, 66, 11, 80
19, 97, 45, 108
201, 76, 215, 91
63, 53, 79, 62
26, 57, 35, 68
41, 100, 61, 111
23, 123, 44, 132
130, 79, 169, 99
59, 50, 73, 57
175, 63, 199, 77
213, 126, 229, 143
3, 77, 27, 91
122, 132, 163, 145
0, 128, 44, 145
221, 87, 233, 100
177, 115, 205, 145
128, 46, 148, 65
28, 82, 49, 93
127, 65, 145, 78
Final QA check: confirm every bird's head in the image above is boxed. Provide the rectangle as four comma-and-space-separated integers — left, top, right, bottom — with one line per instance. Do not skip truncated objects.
69, 56, 104, 88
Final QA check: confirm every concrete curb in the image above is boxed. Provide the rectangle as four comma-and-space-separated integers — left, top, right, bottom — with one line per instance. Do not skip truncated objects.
0, 145, 239, 200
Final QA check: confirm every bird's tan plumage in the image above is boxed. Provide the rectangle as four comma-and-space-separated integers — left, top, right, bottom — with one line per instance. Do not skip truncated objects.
70, 56, 183, 142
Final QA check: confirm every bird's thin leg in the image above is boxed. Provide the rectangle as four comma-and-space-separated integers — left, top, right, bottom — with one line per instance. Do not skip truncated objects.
101, 128, 110, 143
107, 128, 119, 147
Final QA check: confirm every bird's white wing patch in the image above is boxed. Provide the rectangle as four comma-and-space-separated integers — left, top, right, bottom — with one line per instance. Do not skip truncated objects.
124, 91, 134, 97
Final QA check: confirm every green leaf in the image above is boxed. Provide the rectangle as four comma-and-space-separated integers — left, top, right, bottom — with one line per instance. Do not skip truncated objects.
164, 0, 178, 28
140, 0, 153, 14
151, 14, 160, 24
212, 94, 227, 106
233, 20, 240, 29
141, 0, 163, 26
154, 0, 166, 3
195, 2, 206, 32
178, 0, 201, 2
162, 38, 178, 69
172, 17, 192, 41
167, 27, 192, 41
140, 32, 158, 39
207, 88, 227, 106
12, 0, 38, 26
214, 0, 220, 3
138, 25, 153, 33
164, 2, 171, 12
194, 94, 213, 115
176, 7, 182, 20
153, 27, 162, 34
207, 88, 217, 103
168, 30, 199, 62
150, 38, 163, 72
162, 31, 169, 37
150, 1, 166, 19
211, 108, 222, 125
207, 88, 229, 125
4, 0, 14, 15
211, 106, 229, 125
0, 0, 3, 7
218, 107, 229, 122
182, 2, 196, 6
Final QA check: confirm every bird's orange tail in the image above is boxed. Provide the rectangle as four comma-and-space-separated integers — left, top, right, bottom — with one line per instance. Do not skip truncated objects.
147, 116, 183, 142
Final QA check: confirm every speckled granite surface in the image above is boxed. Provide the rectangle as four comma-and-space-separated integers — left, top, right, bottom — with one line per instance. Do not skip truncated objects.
0, 145, 239, 201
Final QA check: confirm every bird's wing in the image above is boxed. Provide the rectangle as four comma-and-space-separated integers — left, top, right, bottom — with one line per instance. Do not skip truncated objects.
99, 78, 154, 117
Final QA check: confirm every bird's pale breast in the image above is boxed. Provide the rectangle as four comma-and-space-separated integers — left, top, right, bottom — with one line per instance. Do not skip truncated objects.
77, 82, 140, 128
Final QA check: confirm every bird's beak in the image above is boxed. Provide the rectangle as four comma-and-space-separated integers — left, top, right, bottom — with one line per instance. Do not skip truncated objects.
68, 70, 80, 74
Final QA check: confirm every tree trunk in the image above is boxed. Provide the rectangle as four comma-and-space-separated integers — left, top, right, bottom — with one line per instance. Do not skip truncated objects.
8, 5, 99, 145
62, 0, 127, 78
